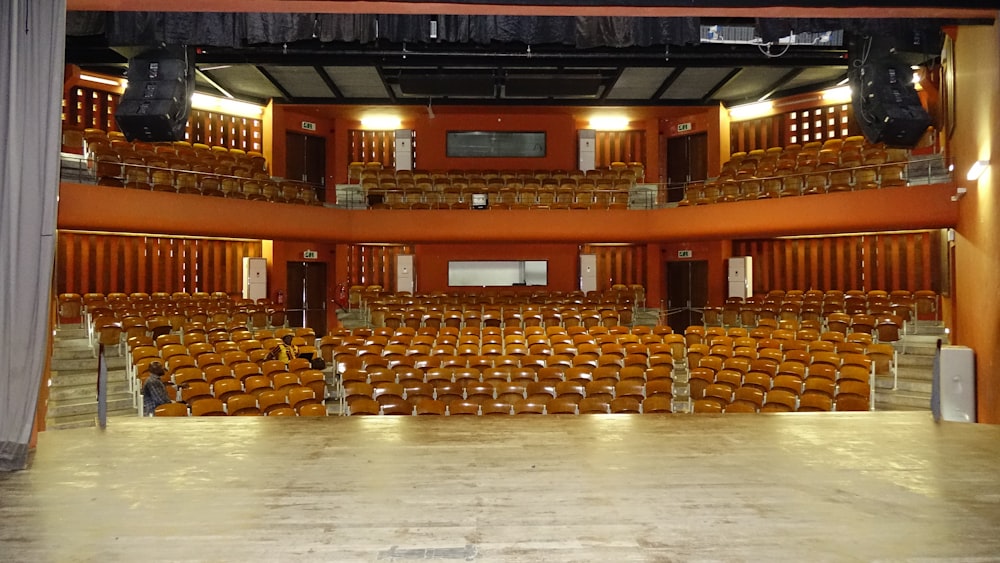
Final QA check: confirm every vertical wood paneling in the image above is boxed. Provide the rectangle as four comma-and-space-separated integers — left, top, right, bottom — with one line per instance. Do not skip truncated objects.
735, 232, 940, 294
595, 131, 645, 168
56, 231, 261, 296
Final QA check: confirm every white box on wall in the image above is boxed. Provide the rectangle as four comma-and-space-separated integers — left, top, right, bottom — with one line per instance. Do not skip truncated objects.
396, 254, 414, 294
935, 345, 976, 422
578, 129, 596, 172
580, 254, 597, 293
394, 129, 413, 171
242, 257, 267, 301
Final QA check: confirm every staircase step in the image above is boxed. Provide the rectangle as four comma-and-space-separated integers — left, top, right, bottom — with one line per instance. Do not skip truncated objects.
51, 346, 102, 361
54, 327, 89, 340
48, 380, 131, 401
875, 375, 932, 394
45, 409, 137, 430
874, 390, 931, 410
49, 356, 128, 372
47, 395, 135, 418
50, 370, 130, 388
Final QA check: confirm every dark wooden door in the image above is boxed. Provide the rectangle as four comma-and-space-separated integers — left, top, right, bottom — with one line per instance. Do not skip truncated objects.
665, 132, 709, 203
665, 260, 709, 330
285, 132, 327, 201
286, 261, 327, 335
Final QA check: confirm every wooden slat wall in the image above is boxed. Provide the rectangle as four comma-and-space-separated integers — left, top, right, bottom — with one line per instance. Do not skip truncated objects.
785, 104, 858, 146
187, 110, 263, 152
595, 131, 645, 168
733, 231, 941, 293
56, 231, 262, 295
729, 104, 861, 154
729, 115, 782, 155
61, 88, 262, 152
580, 245, 646, 292
347, 130, 396, 168
62, 87, 119, 132
345, 244, 413, 291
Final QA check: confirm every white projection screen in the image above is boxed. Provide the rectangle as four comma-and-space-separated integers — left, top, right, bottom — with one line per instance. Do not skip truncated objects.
448, 260, 548, 287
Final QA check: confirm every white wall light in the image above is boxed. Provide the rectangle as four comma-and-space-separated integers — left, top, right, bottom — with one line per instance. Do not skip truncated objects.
191, 92, 264, 119
360, 115, 403, 130
821, 85, 852, 104
966, 159, 990, 181
80, 73, 122, 87
588, 116, 630, 131
728, 100, 773, 121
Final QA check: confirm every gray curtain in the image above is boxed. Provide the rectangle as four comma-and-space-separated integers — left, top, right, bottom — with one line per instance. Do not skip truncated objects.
0, 0, 65, 472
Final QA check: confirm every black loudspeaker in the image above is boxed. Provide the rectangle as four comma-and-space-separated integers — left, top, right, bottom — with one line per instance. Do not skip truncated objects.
851, 56, 931, 148
114, 46, 194, 142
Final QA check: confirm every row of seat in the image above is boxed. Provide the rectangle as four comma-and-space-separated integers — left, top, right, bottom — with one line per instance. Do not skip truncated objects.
679, 136, 913, 205
77, 128, 268, 172
345, 395, 671, 415
155, 398, 328, 417
348, 162, 646, 186
702, 289, 940, 330
353, 285, 646, 309
367, 184, 632, 210
92, 161, 321, 205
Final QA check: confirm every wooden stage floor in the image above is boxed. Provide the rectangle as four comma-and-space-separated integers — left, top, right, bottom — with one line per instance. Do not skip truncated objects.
2, 412, 1000, 562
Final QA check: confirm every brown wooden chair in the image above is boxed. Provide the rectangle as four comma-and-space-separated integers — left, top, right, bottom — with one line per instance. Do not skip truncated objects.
153, 402, 189, 417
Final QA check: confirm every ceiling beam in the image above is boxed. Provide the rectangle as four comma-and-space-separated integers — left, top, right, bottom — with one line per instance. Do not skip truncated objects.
652, 68, 684, 101
255, 65, 294, 102
756, 67, 808, 102
313, 65, 343, 98
701, 67, 744, 103
66, 1, 998, 21
374, 65, 398, 103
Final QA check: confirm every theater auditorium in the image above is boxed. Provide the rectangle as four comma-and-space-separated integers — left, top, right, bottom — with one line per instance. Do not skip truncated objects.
1, 0, 1000, 560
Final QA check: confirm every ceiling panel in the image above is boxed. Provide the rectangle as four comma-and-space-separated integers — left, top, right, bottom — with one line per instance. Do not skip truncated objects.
261, 66, 333, 99
606, 67, 673, 100
782, 66, 849, 91
711, 66, 794, 102
203, 65, 286, 101
659, 67, 735, 101
324, 66, 390, 99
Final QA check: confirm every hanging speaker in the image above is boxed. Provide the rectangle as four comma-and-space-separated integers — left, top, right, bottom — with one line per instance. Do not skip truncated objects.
851, 56, 931, 148
114, 46, 194, 142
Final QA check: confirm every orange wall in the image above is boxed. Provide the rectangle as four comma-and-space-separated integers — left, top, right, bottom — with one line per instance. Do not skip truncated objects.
413, 243, 580, 293
58, 182, 960, 245
952, 23, 1000, 424
266, 104, 720, 186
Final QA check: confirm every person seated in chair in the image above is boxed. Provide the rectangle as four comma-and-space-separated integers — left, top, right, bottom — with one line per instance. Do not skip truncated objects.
266, 334, 298, 364
142, 361, 171, 416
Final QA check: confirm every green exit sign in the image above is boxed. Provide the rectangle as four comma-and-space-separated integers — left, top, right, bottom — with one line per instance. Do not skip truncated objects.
303, 250, 318, 259
678, 250, 693, 258
676, 122, 692, 132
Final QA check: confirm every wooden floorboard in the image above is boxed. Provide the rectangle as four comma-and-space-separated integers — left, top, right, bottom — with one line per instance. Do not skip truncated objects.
2, 412, 1000, 562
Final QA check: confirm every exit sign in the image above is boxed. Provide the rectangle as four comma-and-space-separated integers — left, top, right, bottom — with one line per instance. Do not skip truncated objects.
677, 250, 693, 258
301, 121, 317, 131
676, 122, 692, 132
303, 250, 318, 259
